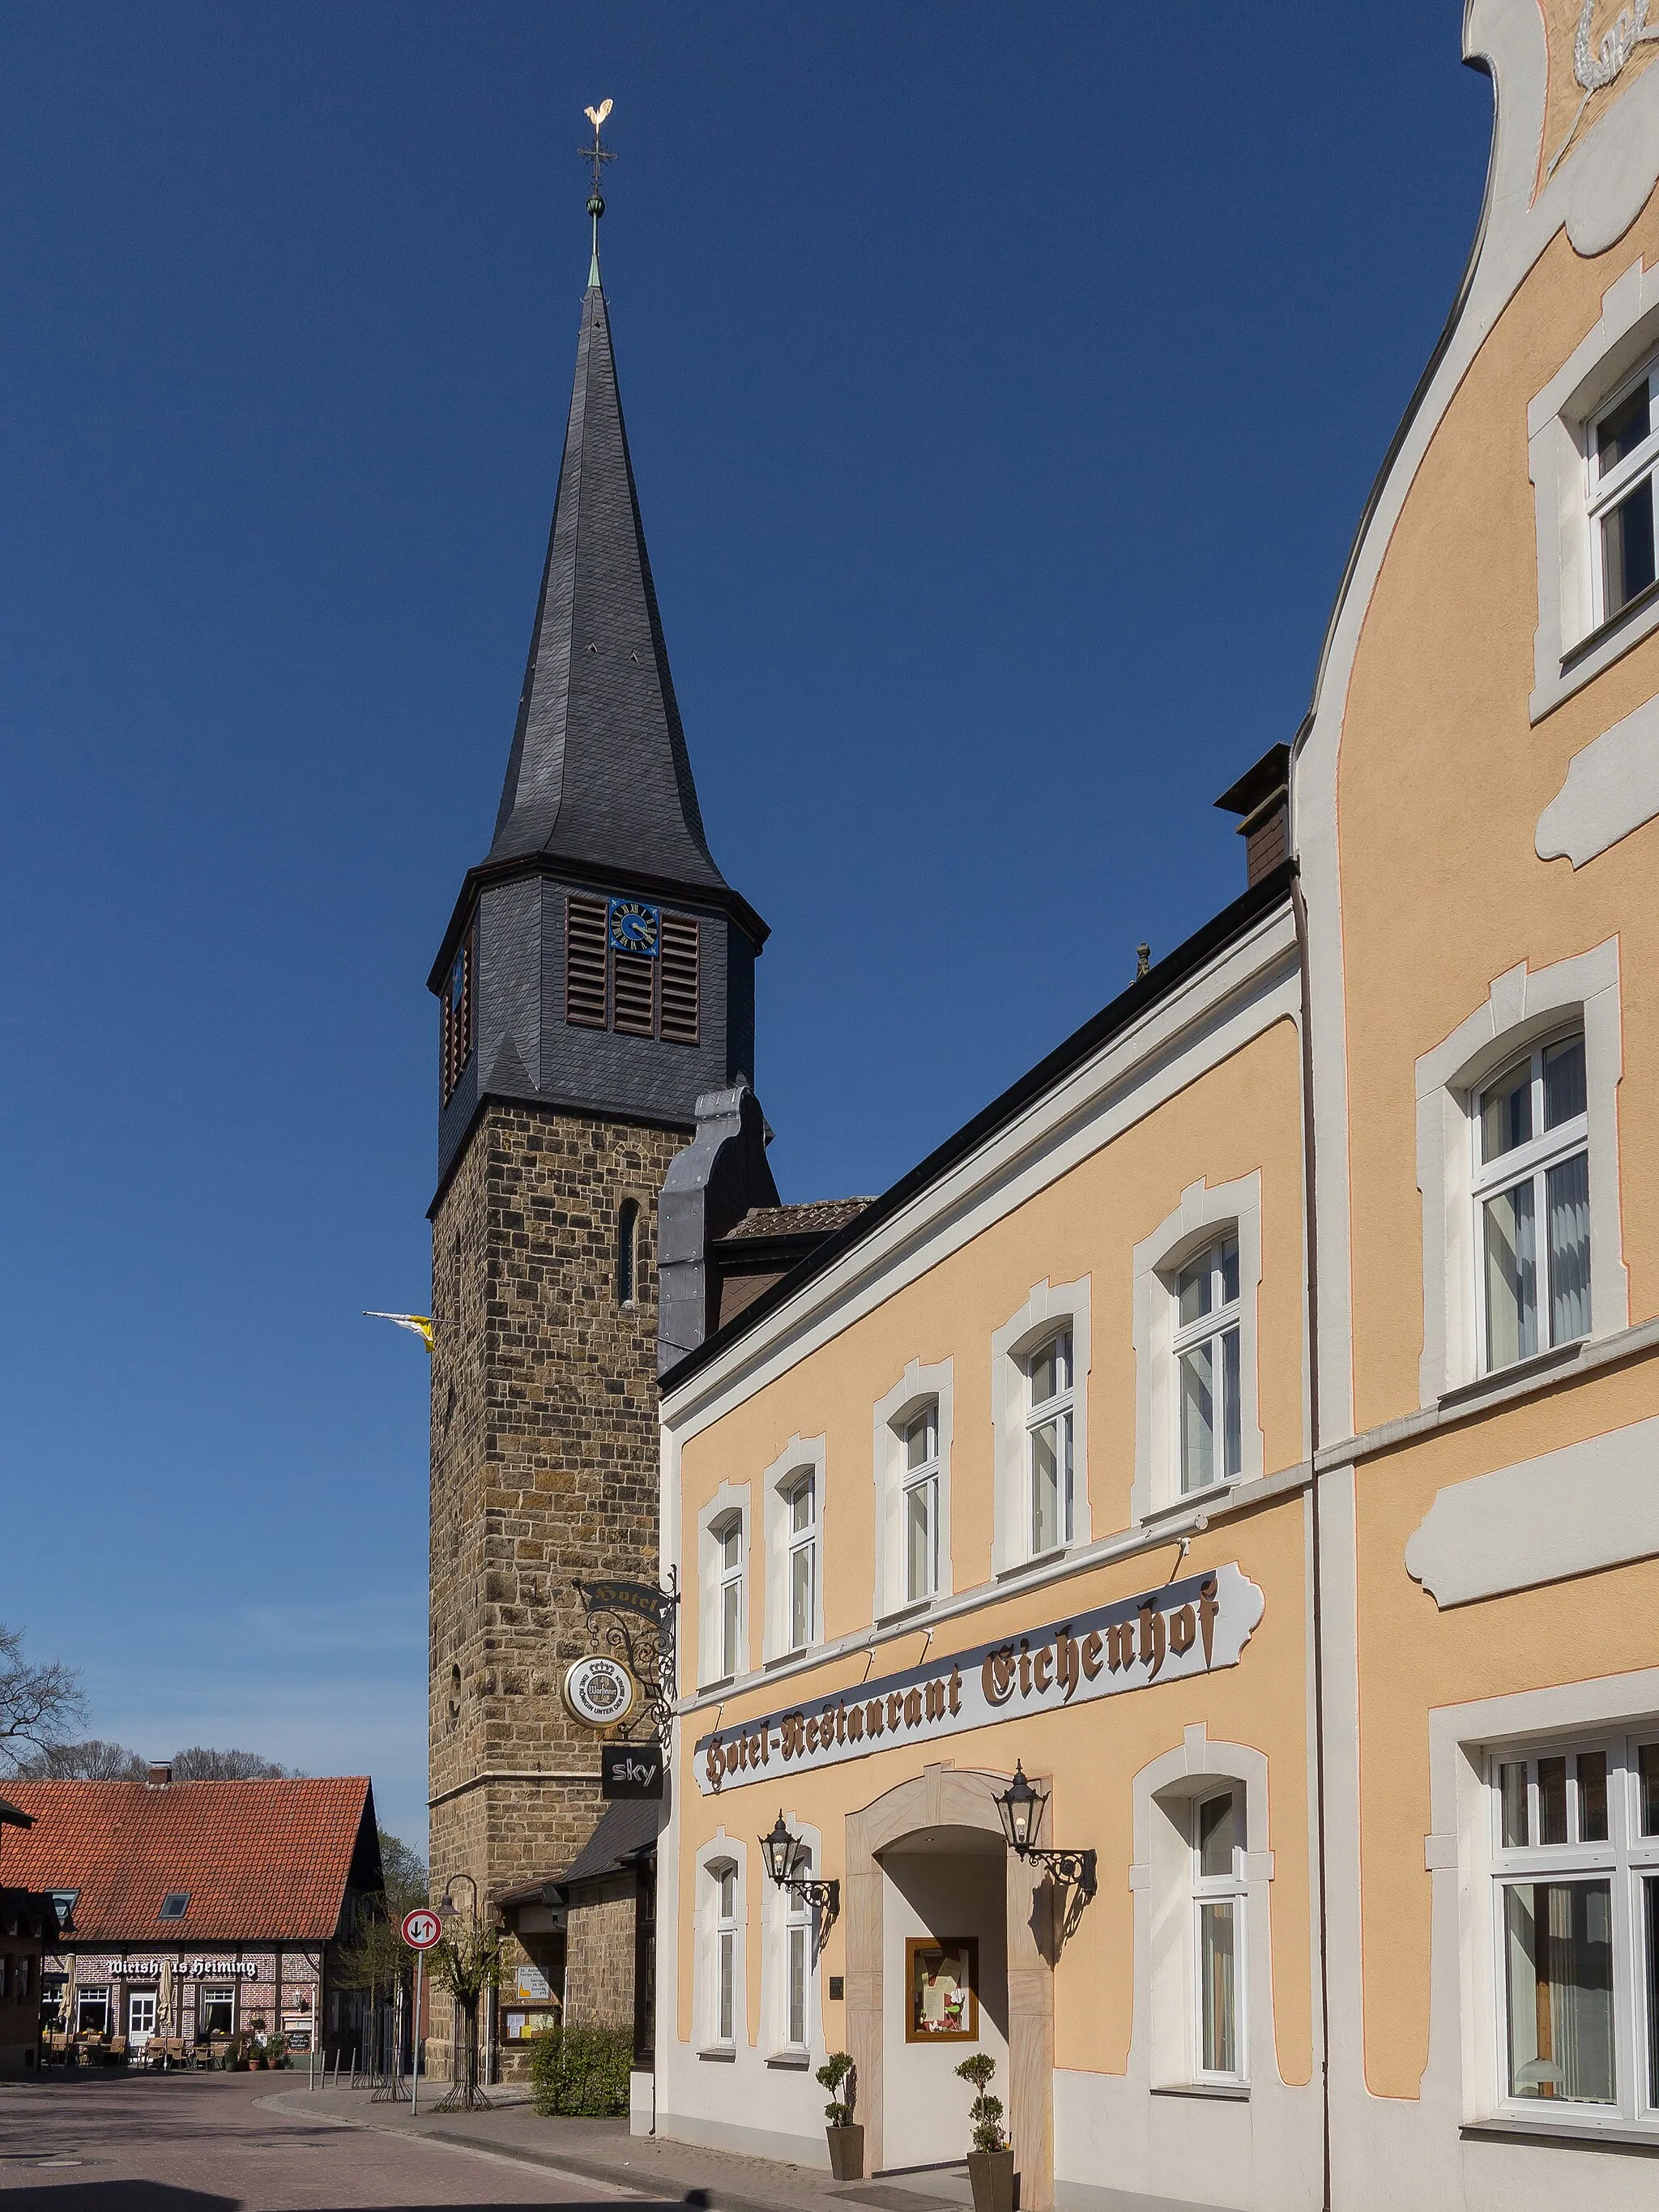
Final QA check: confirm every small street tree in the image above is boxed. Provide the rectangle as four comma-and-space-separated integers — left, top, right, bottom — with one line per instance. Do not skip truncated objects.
430, 1919, 502, 2111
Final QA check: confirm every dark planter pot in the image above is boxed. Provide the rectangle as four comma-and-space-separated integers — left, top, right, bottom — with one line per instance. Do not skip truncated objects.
825, 2126, 864, 2182
966, 2149, 1016, 2212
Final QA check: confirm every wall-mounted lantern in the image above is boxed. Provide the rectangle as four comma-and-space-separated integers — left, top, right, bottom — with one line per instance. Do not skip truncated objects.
994, 1761, 1097, 1898
760, 1811, 841, 1918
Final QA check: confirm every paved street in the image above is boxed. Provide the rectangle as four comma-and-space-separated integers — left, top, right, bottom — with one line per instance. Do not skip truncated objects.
0, 2074, 660, 2212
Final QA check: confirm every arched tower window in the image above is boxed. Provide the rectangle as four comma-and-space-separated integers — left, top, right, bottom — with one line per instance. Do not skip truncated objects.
617, 1199, 640, 1307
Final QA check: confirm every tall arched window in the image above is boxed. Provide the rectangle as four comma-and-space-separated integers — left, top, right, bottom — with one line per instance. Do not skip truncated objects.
617, 1199, 639, 1306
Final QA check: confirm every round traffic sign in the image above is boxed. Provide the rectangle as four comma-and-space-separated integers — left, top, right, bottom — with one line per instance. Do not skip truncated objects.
401, 1908, 441, 1950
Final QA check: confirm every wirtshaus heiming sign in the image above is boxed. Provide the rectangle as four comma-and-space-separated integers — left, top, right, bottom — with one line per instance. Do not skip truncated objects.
694, 1563, 1265, 1794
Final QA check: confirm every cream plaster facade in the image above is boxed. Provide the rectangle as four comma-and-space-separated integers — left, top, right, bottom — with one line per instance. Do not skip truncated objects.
651, 11, 1659, 2210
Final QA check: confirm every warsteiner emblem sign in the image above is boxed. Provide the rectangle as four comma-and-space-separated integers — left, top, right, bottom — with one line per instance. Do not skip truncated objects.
561, 1654, 639, 1731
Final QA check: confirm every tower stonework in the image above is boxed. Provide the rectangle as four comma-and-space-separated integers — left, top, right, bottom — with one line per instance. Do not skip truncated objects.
427, 1105, 682, 1899
425, 225, 773, 2069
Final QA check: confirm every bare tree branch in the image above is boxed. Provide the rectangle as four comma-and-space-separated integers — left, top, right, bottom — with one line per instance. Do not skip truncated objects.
10, 1738, 146, 1780
0, 1623, 87, 1774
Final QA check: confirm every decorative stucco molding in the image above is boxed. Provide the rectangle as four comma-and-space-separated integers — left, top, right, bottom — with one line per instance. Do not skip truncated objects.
1405, 1411, 1659, 1606
1537, 688, 1659, 863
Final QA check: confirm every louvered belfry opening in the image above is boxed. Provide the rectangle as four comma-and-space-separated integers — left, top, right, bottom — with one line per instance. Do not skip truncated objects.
612, 948, 656, 1036
564, 893, 700, 1047
440, 926, 476, 1103
565, 896, 610, 1027
659, 912, 699, 1044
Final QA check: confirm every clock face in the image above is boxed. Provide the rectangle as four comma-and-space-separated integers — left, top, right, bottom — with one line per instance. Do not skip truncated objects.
608, 899, 660, 957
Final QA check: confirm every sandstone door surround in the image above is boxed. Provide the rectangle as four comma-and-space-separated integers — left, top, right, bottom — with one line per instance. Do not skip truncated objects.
845, 1763, 1055, 2212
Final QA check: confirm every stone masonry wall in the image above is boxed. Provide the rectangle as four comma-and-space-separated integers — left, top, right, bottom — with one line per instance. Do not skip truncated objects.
427, 1101, 684, 2064
562, 1882, 638, 2030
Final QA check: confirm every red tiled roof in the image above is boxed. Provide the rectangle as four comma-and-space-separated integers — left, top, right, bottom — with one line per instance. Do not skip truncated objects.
0, 1777, 374, 1945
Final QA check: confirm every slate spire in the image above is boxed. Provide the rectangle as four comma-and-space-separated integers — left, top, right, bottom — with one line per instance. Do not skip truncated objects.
486, 243, 731, 902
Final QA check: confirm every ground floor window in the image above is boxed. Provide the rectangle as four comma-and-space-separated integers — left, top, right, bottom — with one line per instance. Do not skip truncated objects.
1192, 1789, 1246, 2082
198, 1986, 236, 2037
784, 1855, 813, 2052
1491, 1736, 1659, 2118
716, 1864, 739, 2044
75, 1986, 109, 2035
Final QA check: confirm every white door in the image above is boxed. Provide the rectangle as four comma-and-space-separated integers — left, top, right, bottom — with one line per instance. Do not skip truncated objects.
128, 1991, 157, 2045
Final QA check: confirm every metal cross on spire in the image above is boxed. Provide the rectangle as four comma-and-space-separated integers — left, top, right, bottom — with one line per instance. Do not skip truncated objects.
582, 99, 616, 280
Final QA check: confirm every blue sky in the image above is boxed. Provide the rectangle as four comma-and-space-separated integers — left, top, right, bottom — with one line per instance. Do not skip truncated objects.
0, 6, 1490, 1849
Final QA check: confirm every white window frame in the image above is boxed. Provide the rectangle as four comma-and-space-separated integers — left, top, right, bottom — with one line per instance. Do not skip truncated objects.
761, 1813, 821, 2065
1482, 1733, 1659, 2126
787, 1478, 816, 1654
1132, 1181, 1263, 1522
694, 1836, 747, 2057
198, 1984, 237, 2038
1469, 1032, 1591, 1377
1190, 1787, 1248, 2086
1170, 1237, 1244, 1497
761, 1437, 825, 1663
1529, 256, 1659, 720
1132, 1727, 1273, 2097
1024, 1331, 1075, 1557
1428, 1668, 1659, 2144
718, 1521, 744, 1681
1414, 944, 1626, 1406
992, 1279, 1091, 1574
902, 1402, 941, 1603
1584, 357, 1659, 630
872, 1358, 953, 1621
695, 1481, 751, 1688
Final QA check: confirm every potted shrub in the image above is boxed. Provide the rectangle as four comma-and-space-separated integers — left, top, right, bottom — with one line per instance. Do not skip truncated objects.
817, 2052, 862, 2181
955, 2052, 1014, 2212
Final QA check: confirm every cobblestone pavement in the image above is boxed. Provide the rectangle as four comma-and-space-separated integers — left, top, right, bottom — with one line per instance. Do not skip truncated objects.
0, 2073, 659, 2212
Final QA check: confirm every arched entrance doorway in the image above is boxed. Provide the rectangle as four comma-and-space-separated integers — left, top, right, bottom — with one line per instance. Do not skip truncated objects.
846, 1762, 1053, 2210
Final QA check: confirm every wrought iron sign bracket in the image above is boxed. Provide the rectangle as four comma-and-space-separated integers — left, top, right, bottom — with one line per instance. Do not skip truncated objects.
572, 1569, 679, 1747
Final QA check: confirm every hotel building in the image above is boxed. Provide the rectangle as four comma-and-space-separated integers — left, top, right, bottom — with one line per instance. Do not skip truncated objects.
650, 11, 1659, 2210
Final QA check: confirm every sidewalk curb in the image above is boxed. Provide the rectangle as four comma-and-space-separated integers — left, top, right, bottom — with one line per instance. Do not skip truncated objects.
258, 2090, 955, 2212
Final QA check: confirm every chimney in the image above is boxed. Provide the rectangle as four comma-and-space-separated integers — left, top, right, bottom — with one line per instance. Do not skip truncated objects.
1214, 743, 1291, 886
147, 1761, 173, 1788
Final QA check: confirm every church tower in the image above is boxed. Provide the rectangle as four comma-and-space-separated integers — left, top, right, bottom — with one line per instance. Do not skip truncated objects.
425, 189, 769, 2035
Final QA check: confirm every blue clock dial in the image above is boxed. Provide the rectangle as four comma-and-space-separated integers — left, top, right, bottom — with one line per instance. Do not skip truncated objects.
608, 899, 661, 957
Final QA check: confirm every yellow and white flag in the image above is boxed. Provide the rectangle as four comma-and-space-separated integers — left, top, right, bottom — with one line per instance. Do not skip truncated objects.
365, 1311, 434, 1352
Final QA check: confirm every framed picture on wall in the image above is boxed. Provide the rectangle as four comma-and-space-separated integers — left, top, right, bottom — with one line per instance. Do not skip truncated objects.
905, 1936, 979, 2043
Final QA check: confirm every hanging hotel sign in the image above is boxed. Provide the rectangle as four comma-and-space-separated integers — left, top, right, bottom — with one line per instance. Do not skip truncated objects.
695, 1565, 1264, 1796
561, 1653, 640, 1732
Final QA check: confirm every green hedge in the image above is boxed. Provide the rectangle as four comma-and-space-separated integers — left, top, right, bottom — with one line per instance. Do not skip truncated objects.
529, 2024, 634, 2117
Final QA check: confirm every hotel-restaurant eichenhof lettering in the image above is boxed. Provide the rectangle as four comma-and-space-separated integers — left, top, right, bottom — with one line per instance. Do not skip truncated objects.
698, 1568, 1260, 1793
